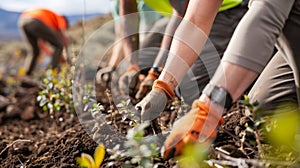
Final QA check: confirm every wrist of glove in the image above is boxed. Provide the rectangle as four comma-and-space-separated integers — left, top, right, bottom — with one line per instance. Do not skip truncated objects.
135, 69, 161, 100
135, 80, 175, 121
162, 100, 224, 159
152, 80, 175, 99
118, 65, 140, 96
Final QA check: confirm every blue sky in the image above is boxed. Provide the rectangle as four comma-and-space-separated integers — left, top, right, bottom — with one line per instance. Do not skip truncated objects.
0, 0, 111, 15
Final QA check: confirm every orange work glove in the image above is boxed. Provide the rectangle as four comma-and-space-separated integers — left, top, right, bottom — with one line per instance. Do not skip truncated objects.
118, 65, 140, 97
135, 69, 160, 100
135, 80, 175, 121
162, 100, 223, 159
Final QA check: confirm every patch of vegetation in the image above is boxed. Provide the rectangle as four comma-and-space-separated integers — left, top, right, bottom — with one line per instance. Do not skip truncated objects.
36, 63, 75, 117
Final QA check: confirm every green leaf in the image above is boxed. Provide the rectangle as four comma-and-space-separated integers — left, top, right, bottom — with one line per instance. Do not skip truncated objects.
243, 95, 250, 103
47, 103, 53, 109
42, 105, 48, 111
94, 144, 105, 167
265, 103, 300, 146
54, 103, 61, 111
82, 96, 88, 104
43, 78, 49, 84
178, 143, 209, 168
39, 98, 47, 107
37, 95, 43, 102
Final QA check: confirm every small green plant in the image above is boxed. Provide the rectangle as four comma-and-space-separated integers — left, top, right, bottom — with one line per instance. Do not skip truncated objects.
36, 64, 75, 115
123, 121, 160, 168
76, 143, 106, 168
241, 95, 259, 111
105, 121, 160, 168
178, 143, 210, 168
261, 103, 300, 163
116, 99, 139, 125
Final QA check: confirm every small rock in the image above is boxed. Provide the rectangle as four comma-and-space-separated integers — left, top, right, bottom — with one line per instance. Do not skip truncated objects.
20, 106, 35, 121
6, 105, 21, 118
0, 95, 10, 110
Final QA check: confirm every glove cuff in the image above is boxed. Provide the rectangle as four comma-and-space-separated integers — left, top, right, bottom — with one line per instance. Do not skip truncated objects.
193, 100, 224, 125
147, 70, 160, 80
153, 80, 175, 99
127, 65, 140, 72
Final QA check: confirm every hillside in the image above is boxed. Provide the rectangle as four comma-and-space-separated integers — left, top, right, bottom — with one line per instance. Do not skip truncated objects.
0, 8, 107, 41
0, 8, 21, 40
0, 13, 114, 83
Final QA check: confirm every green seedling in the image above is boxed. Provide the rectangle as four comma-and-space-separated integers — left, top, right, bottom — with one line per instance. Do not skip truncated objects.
124, 121, 160, 168
36, 64, 75, 115
240, 95, 259, 113
177, 143, 210, 168
76, 144, 106, 168
105, 121, 160, 168
259, 103, 300, 165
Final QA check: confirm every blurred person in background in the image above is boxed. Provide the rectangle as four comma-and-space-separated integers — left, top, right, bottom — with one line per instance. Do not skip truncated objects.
19, 8, 69, 76
95, 0, 172, 101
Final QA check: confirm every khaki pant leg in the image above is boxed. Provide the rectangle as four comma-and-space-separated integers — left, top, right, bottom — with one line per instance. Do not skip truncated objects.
249, 0, 300, 110
248, 51, 298, 113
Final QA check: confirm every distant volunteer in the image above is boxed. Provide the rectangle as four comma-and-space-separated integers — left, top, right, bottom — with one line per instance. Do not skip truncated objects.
19, 8, 69, 75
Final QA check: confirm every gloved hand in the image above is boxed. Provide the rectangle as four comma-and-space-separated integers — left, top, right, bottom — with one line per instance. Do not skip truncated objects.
135, 69, 160, 100
118, 65, 140, 97
95, 66, 116, 88
161, 100, 223, 159
95, 66, 116, 103
135, 80, 175, 121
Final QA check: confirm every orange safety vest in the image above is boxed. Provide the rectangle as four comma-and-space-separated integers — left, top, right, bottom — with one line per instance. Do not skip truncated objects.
21, 8, 67, 31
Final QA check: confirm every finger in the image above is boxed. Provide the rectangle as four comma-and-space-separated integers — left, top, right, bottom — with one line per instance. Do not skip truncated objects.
135, 85, 148, 99
135, 100, 147, 113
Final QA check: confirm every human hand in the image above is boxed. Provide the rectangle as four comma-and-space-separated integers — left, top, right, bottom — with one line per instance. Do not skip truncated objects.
161, 100, 223, 159
95, 66, 116, 88
135, 80, 175, 121
135, 88, 168, 121
118, 65, 140, 97
135, 69, 160, 100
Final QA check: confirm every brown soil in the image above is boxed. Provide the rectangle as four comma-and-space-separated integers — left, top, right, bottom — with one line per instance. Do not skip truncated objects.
0, 77, 253, 167
0, 14, 258, 168
0, 79, 96, 168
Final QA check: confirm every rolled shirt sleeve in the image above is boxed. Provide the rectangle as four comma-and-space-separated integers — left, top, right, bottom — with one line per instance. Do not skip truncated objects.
222, 0, 295, 73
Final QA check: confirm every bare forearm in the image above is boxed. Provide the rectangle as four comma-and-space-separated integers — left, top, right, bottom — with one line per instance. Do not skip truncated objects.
159, 0, 222, 89
210, 62, 258, 102
153, 10, 184, 69
153, 0, 190, 69
108, 21, 124, 67
119, 0, 139, 66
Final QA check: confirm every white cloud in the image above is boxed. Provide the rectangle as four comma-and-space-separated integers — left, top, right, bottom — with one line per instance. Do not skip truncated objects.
0, 0, 111, 15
